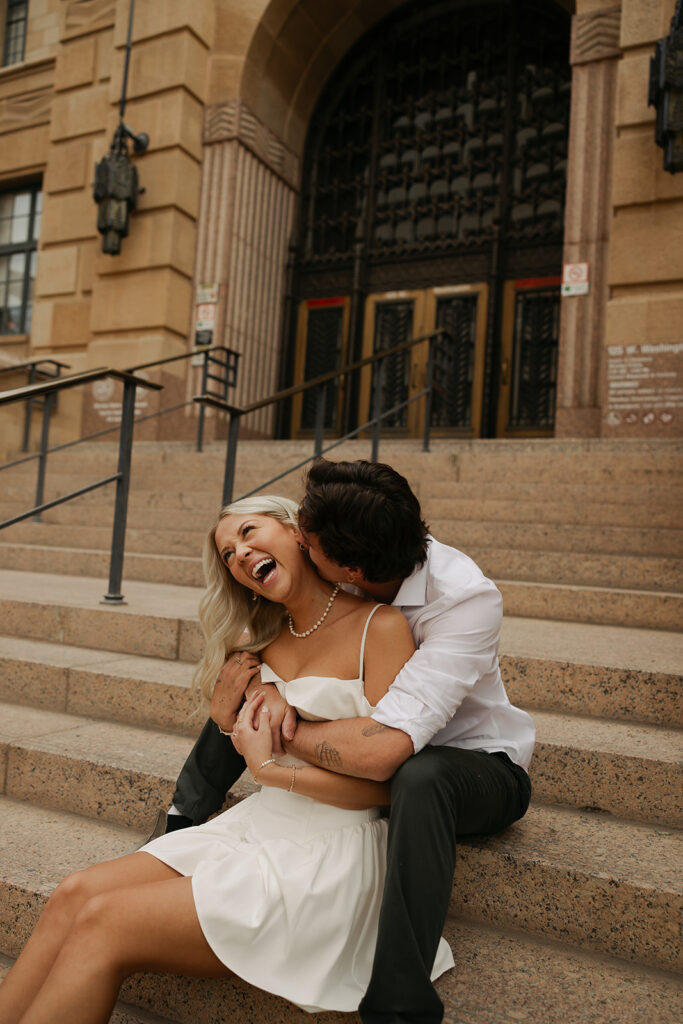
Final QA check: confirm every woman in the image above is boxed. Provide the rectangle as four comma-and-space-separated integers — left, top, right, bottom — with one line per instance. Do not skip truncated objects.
0, 496, 453, 1024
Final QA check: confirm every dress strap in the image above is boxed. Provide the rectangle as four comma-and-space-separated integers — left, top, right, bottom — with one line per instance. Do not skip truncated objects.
358, 604, 383, 681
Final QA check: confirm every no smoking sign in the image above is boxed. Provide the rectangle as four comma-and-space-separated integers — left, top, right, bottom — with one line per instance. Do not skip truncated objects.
562, 262, 590, 296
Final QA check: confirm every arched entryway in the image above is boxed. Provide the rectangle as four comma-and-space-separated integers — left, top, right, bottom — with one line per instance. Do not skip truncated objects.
285, 0, 572, 438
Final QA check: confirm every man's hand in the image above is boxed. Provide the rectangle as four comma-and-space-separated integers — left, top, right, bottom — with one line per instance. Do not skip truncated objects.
235, 679, 297, 756
210, 652, 262, 734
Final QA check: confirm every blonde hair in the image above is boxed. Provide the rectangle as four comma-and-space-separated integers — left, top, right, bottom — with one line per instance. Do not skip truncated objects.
193, 495, 300, 703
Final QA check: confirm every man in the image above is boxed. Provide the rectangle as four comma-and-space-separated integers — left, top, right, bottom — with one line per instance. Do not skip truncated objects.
167, 458, 534, 1024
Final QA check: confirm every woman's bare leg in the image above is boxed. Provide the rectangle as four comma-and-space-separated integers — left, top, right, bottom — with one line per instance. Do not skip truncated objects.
19, 875, 228, 1024
0, 852, 178, 1024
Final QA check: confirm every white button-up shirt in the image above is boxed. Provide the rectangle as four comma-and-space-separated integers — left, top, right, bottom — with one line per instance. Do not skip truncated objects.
371, 537, 535, 770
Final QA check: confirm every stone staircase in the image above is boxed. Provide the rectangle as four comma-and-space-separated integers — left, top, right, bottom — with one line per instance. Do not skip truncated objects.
0, 437, 681, 1024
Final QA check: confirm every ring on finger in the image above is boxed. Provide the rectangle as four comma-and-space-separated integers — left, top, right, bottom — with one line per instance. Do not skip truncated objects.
234, 654, 243, 665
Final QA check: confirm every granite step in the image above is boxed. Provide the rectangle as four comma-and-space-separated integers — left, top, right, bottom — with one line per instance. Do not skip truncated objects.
499, 617, 683, 727
3, 492, 682, 535
498, 579, 681, 630
0, 572, 678, 669
0, 780, 679, 976
1, 800, 680, 1024
0, 570, 203, 661
423, 495, 683, 529
468, 548, 682, 592
2, 541, 680, 594
0, 635, 199, 734
1, 617, 680, 733
529, 710, 682, 827
4, 517, 681, 559
1, 689, 681, 833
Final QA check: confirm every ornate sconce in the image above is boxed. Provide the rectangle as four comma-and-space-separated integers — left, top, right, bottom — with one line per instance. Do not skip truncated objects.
92, 0, 149, 253
649, 0, 683, 173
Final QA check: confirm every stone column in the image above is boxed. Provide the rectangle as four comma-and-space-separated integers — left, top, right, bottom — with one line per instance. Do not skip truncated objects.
194, 100, 298, 438
555, 3, 621, 438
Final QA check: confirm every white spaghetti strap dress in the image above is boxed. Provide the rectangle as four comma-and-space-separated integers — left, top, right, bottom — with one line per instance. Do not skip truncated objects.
141, 605, 454, 1012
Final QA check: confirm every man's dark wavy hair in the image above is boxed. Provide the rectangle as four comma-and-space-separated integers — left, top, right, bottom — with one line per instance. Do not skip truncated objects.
298, 459, 429, 583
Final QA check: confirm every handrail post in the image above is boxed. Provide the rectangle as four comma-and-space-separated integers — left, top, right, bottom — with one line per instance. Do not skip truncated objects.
313, 384, 326, 457
222, 410, 241, 507
22, 364, 38, 452
423, 334, 436, 453
196, 349, 210, 452
33, 392, 54, 521
371, 359, 384, 463
102, 377, 136, 603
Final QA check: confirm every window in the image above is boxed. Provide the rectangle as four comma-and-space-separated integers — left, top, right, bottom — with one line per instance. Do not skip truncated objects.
0, 187, 41, 335
3, 0, 28, 66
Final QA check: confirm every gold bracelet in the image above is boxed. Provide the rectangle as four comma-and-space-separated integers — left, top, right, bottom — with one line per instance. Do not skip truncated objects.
288, 765, 297, 793
254, 758, 277, 782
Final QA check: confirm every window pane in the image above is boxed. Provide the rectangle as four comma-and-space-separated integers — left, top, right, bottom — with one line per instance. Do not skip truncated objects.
13, 193, 30, 217
0, 186, 41, 334
10, 215, 29, 244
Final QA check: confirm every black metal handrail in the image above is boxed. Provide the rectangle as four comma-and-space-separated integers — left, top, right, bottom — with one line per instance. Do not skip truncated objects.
195, 328, 449, 504
0, 346, 241, 477
0, 358, 72, 451
0, 367, 162, 603
126, 345, 240, 451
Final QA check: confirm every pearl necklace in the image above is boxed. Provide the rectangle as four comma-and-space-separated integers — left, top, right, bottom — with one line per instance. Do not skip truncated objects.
288, 583, 342, 638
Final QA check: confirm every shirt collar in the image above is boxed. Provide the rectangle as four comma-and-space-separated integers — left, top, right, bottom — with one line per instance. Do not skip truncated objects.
392, 541, 431, 608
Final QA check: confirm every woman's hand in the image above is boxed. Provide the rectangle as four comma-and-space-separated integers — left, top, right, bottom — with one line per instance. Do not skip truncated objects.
232, 690, 273, 777
210, 652, 261, 734
240, 679, 297, 756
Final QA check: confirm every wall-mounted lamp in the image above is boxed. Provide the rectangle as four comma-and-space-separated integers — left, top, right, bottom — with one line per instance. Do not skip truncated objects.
92, 0, 149, 253
649, 0, 683, 173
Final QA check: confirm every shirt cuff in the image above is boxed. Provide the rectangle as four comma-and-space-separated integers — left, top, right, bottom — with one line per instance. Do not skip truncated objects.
371, 690, 439, 755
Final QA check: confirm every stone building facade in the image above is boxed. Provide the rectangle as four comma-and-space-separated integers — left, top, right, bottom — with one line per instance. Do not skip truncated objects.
0, 0, 681, 448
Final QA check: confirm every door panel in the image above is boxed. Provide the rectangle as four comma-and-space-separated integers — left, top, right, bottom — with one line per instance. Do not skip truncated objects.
361, 292, 426, 433
423, 284, 488, 437
497, 277, 561, 437
292, 297, 349, 435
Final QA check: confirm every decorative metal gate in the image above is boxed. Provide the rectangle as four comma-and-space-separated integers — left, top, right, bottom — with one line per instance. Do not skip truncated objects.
288, 0, 571, 437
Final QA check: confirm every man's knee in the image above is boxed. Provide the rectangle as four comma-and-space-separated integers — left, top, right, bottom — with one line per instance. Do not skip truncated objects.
391, 748, 458, 811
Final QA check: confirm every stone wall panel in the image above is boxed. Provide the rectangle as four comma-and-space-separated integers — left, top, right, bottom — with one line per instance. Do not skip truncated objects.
49, 83, 108, 140
108, 30, 208, 107
54, 36, 96, 92
62, 0, 116, 41
43, 139, 90, 193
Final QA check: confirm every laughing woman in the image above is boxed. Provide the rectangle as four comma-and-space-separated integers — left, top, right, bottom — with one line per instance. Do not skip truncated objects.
0, 495, 452, 1024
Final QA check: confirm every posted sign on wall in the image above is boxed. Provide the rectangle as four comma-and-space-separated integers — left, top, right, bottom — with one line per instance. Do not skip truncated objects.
562, 262, 589, 296
604, 342, 683, 435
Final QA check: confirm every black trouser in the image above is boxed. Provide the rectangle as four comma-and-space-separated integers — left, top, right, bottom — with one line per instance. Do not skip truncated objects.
172, 718, 246, 823
358, 745, 531, 1024
172, 726, 531, 1024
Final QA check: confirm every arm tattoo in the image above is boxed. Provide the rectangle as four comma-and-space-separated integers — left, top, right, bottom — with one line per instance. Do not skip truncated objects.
314, 740, 343, 769
361, 722, 389, 737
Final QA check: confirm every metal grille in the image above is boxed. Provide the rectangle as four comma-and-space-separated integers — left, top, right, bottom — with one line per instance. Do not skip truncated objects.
433, 295, 479, 429
371, 301, 413, 429
301, 305, 345, 429
508, 287, 559, 430
299, 0, 571, 265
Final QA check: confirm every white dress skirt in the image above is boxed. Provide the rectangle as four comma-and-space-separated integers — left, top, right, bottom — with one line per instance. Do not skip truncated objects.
141, 628, 454, 1012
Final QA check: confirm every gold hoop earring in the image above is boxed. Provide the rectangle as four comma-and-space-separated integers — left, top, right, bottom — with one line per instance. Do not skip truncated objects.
251, 591, 258, 602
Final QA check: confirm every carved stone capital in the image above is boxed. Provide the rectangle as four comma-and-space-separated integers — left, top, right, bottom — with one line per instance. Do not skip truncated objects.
204, 100, 299, 190
570, 5, 621, 66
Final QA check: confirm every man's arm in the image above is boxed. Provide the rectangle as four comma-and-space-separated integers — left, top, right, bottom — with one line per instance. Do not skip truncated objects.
286, 717, 414, 782
287, 585, 503, 780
